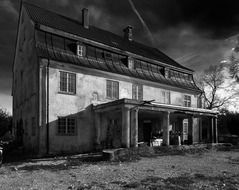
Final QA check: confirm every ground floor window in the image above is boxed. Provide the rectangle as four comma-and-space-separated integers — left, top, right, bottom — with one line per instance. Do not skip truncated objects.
58, 117, 76, 135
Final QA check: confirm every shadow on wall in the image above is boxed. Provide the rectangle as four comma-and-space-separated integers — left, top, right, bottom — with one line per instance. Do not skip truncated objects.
13, 105, 97, 158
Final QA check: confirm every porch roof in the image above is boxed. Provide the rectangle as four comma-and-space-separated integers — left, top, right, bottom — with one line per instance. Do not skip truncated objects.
93, 98, 219, 117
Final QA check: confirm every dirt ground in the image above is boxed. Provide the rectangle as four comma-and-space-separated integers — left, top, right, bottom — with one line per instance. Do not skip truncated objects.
0, 148, 239, 190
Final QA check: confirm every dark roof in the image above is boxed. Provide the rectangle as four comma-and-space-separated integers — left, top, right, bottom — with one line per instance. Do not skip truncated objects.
35, 42, 200, 92
23, 2, 192, 72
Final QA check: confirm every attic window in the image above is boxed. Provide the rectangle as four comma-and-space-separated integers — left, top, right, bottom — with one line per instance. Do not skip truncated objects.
128, 57, 134, 69
104, 52, 113, 60
164, 68, 170, 78
76, 43, 85, 57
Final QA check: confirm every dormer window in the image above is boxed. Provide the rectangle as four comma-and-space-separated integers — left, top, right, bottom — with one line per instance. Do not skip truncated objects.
76, 43, 85, 57
104, 52, 113, 61
128, 57, 134, 69
164, 67, 170, 78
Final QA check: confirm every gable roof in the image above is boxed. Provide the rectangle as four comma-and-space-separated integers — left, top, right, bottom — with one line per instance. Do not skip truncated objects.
23, 2, 192, 72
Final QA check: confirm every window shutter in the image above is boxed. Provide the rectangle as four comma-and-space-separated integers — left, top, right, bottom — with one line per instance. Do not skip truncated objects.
166, 91, 170, 104
60, 71, 67, 92
106, 80, 112, 98
132, 84, 137, 99
113, 81, 119, 99
68, 73, 76, 93
162, 91, 165, 103
138, 85, 143, 100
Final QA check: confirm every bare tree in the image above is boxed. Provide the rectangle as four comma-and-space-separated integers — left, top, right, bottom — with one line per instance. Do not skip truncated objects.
229, 47, 239, 82
194, 64, 239, 110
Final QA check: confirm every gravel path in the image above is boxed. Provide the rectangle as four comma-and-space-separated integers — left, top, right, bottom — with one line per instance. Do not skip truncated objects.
0, 150, 239, 189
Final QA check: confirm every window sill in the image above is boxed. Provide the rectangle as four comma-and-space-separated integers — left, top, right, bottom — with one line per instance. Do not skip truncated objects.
106, 97, 119, 100
58, 91, 76, 96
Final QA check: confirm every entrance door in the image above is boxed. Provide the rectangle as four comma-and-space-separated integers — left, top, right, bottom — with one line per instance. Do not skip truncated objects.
143, 121, 152, 145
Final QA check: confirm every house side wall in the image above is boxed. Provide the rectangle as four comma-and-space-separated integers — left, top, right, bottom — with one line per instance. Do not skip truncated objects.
44, 60, 200, 154
12, 8, 39, 154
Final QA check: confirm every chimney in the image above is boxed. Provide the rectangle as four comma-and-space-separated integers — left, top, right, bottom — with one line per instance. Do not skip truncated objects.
123, 25, 133, 41
82, 8, 89, 29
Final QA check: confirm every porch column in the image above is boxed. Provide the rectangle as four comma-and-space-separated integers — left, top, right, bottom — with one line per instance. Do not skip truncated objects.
94, 112, 101, 148
199, 118, 203, 143
163, 111, 170, 146
188, 116, 193, 144
211, 117, 214, 143
130, 108, 138, 147
215, 117, 218, 143
122, 107, 130, 148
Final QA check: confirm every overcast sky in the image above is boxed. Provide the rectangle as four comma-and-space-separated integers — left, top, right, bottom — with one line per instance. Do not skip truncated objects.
1, 0, 239, 113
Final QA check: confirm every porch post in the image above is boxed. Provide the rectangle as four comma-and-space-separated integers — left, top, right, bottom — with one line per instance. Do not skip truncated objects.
188, 116, 194, 144
199, 118, 203, 143
130, 108, 138, 147
122, 107, 130, 148
94, 112, 101, 148
215, 117, 218, 143
163, 111, 170, 146
211, 117, 214, 143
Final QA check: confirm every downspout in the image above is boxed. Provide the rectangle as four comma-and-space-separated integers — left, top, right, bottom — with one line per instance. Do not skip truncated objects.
46, 59, 50, 155
44, 32, 50, 155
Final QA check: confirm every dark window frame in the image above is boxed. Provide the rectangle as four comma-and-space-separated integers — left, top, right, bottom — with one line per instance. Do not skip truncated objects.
106, 80, 119, 100
184, 95, 191, 107
132, 83, 143, 101
57, 117, 77, 136
59, 71, 76, 95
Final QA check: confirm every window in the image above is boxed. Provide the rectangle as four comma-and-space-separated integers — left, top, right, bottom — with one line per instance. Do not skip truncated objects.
106, 80, 119, 99
76, 44, 84, 57
184, 95, 191, 107
104, 52, 113, 61
58, 117, 76, 135
31, 117, 36, 136
128, 57, 134, 69
162, 91, 170, 104
59, 71, 76, 94
132, 84, 143, 100
164, 68, 170, 78
86, 45, 96, 58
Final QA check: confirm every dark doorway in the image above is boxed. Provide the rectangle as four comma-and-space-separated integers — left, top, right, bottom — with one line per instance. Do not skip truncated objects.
143, 121, 152, 145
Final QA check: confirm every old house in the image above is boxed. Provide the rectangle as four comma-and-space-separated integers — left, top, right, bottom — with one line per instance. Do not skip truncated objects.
12, 3, 218, 156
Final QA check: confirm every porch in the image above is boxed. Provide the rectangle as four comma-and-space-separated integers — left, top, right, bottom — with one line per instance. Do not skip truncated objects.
93, 99, 218, 149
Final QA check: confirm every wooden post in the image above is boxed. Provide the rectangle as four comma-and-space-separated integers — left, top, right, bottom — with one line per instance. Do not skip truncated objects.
122, 107, 130, 148
130, 108, 138, 147
199, 118, 202, 143
163, 111, 170, 145
211, 117, 214, 143
215, 117, 218, 143
188, 116, 193, 144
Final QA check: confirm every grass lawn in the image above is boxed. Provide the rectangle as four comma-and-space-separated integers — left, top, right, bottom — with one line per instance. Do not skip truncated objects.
0, 147, 239, 190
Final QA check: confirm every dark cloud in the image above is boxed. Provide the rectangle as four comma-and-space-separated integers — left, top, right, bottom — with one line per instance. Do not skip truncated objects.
1, 0, 239, 113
